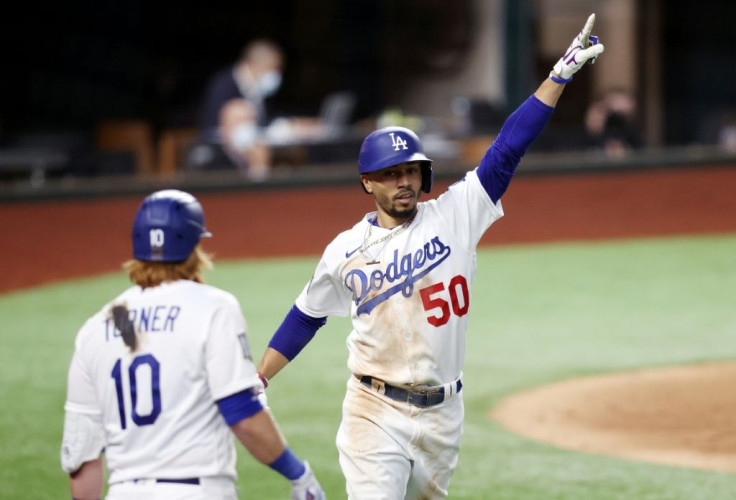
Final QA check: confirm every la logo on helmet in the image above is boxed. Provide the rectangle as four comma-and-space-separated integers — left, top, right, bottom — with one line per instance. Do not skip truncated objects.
389, 132, 408, 151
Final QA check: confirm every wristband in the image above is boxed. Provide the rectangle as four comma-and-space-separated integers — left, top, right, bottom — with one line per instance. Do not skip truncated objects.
258, 372, 269, 388
549, 73, 572, 84
268, 447, 306, 480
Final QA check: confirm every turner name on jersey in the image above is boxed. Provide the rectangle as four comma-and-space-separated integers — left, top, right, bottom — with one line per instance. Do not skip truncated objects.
103, 304, 182, 341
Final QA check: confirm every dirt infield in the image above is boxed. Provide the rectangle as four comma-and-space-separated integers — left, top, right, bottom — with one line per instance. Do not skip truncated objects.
3, 164, 736, 473
491, 362, 736, 474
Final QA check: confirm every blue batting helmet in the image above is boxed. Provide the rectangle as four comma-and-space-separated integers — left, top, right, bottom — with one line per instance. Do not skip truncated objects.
132, 189, 212, 262
358, 126, 434, 193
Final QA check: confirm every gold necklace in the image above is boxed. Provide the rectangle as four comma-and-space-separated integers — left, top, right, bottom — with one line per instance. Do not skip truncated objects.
360, 215, 415, 265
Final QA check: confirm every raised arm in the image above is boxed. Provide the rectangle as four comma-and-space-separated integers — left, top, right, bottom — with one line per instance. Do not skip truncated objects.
538, 13, 604, 106
534, 77, 567, 108
477, 13, 605, 203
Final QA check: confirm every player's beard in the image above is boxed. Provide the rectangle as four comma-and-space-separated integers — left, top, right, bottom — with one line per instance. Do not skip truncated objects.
383, 189, 418, 221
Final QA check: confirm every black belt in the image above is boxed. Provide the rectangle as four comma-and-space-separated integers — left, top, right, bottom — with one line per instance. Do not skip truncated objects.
359, 375, 462, 407
157, 478, 199, 485
133, 478, 200, 485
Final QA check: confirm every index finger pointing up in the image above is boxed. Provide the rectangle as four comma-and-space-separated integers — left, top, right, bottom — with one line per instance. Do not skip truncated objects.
581, 13, 596, 47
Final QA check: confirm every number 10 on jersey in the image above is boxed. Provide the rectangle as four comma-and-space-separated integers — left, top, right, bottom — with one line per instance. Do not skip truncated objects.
111, 354, 162, 429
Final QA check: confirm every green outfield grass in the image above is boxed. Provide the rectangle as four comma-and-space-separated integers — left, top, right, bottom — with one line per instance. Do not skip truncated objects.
2, 234, 736, 499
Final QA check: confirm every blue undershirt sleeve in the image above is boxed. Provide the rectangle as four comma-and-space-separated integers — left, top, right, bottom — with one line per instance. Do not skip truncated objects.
216, 389, 264, 426
477, 95, 555, 203
268, 305, 327, 361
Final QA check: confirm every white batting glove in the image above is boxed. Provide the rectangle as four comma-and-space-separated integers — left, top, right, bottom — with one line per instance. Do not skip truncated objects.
256, 389, 269, 409
256, 372, 269, 408
550, 13, 605, 83
290, 461, 325, 500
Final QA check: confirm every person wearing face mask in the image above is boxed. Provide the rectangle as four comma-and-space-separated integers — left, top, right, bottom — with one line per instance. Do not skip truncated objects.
217, 98, 272, 181
192, 39, 284, 180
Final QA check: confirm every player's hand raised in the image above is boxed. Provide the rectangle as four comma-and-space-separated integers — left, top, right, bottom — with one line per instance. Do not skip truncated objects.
290, 461, 325, 500
550, 13, 605, 83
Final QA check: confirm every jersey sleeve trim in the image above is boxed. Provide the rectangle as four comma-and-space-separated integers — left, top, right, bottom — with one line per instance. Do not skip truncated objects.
467, 169, 504, 218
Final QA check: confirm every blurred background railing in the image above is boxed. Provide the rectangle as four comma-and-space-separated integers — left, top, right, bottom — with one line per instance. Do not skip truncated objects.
1, 0, 735, 200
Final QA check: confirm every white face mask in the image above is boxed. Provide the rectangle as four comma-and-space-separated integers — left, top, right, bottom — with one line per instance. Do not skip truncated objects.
230, 123, 258, 152
258, 71, 282, 97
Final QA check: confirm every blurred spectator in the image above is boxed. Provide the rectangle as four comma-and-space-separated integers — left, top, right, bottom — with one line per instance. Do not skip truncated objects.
189, 38, 337, 180
585, 89, 643, 157
192, 39, 285, 181
718, 111, 736, 153
218, 98, 272, 181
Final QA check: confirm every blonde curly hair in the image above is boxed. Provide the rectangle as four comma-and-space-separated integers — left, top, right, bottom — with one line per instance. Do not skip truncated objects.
123, 244, 213, 289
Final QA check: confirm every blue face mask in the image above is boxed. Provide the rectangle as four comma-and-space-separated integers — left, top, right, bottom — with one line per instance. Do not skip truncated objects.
258, 71, 282, 97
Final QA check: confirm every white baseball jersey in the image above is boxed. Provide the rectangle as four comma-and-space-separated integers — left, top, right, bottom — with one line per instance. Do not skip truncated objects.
295, 168, 502, 386
64, 280, 262, 484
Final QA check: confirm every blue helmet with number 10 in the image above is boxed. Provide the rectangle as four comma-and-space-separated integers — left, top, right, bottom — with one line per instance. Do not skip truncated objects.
358, 126, 434, 193
132, 189, 212, 262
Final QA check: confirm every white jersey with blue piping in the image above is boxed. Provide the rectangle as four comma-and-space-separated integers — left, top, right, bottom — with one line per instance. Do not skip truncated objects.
295, 168, 502, 387
64, 280, 262, 484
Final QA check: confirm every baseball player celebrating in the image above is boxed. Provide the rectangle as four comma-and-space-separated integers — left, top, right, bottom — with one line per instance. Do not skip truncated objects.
256, 14, 604, 499
60, 189, 324, 500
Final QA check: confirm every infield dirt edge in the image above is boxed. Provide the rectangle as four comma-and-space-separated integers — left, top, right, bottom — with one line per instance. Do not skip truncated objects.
490, 361, 736, 474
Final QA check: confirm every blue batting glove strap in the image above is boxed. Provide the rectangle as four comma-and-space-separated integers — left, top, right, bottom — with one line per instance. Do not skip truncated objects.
549, 73, 572, 84
269, 447, 306, 480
